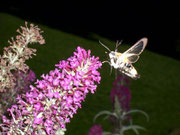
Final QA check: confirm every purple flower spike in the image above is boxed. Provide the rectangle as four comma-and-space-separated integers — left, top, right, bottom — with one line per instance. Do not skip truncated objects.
1, 47, 102, 135
88, 125, 103, 135
110, 74, 131, 112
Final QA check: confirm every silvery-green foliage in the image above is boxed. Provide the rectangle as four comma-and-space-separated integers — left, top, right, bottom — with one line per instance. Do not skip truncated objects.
94, 96, 149, 135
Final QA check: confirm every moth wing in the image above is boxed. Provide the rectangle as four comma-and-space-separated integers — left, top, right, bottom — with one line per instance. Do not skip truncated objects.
122, 38, 148, 63
125, 54, 139, 63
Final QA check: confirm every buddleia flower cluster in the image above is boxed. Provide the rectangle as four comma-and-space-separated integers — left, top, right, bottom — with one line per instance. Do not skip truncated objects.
0, 69, 36, 116
0, 47, 102, 135
110, 75, 131, 112
0, 22, 45, 115
0, 22, 45, 92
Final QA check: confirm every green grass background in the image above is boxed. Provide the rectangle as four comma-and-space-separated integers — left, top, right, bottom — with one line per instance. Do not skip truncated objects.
0, 13, 180, 135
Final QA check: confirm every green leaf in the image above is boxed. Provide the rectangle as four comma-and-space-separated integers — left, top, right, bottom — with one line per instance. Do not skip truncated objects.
114, 96, 122, 116
122, 109, 149, 122
121, 125, 146, 135
102, 115, 110, 121
93, 110, 118, 122
102, 131, 121, 135
102, 131, 112, 135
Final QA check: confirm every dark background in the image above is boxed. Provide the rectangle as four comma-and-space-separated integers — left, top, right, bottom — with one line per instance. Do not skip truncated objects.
0, 0, 180, 60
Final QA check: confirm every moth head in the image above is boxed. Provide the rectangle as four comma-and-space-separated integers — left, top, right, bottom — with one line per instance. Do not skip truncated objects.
109, 51, 116, 59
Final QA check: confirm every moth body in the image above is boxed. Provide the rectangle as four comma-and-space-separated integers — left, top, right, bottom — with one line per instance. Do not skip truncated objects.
99, 38, 148, 79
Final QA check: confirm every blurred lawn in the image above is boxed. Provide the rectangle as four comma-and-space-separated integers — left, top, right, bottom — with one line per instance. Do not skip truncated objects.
0, 13, 180, 135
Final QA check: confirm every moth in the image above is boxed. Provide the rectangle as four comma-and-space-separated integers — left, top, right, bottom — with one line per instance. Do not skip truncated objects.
99, 38, 148, 79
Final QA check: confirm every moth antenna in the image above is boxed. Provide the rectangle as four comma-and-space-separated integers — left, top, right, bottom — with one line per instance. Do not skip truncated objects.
99, 40, 111, 52
118, 40, 123, 45
115, 40, 123, 52
115, 40, 119, 51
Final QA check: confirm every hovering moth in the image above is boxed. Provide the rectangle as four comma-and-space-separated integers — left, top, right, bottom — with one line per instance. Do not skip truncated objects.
99, 38, 148, 79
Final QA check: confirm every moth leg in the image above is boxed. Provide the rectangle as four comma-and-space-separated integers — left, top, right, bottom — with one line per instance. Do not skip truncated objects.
115, 69, 117, 79
102, 60, 111, 65
110, 65, 112, 75
102, 60, 112, 75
